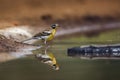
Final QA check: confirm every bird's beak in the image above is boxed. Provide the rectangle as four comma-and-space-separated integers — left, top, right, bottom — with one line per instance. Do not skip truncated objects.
56, 25, 60, 29
55, 24, 60, 28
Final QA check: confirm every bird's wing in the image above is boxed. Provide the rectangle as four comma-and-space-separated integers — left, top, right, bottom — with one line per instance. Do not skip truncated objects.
33, 30, 52, 37
22, 30, 52, 44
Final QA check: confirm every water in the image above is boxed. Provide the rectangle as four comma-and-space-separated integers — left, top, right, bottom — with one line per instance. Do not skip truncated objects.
0, 42, 120, 80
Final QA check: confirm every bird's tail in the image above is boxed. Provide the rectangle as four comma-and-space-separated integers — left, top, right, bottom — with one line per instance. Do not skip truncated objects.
22, 37, 40, 44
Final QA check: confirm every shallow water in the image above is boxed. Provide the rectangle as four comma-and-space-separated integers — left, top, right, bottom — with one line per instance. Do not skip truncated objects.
0, 42, 120, 80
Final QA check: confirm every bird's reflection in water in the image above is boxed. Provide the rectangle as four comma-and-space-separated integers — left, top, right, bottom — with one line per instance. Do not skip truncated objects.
35, 48, 59, 70
0, 46, 59, 70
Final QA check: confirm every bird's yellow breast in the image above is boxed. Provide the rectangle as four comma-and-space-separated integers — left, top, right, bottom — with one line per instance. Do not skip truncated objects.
47, 29, 56, 41
48, 52, 57, 64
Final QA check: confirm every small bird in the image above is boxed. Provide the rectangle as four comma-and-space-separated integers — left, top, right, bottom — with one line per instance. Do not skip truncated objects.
35, 51, 59, 70
22, 24, 59, 44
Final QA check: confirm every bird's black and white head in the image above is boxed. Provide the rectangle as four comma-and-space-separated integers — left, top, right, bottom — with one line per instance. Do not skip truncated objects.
52, 64, 59, 70
51, 24, 59, 29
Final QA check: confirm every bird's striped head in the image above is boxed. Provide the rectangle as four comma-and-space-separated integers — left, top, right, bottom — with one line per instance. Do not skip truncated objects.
51, 24, 59, 29
52, 64, 59, 70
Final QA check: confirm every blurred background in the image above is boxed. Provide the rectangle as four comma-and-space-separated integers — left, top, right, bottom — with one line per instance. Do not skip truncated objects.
0, 0, 120, 25
0, 0, 120, 80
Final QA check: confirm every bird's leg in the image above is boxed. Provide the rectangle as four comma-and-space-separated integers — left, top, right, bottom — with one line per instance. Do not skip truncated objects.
44, 40, 47, 45
44, 44, 51, 55
44, 48, 47, 54
46, 40, 53, 49
44, 40, 49, 48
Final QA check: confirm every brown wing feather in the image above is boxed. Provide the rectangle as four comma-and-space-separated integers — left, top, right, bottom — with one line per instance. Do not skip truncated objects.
33, 31, 51, 37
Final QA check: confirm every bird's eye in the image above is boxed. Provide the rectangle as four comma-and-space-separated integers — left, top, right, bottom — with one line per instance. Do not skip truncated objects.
51, 24, 59, 29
